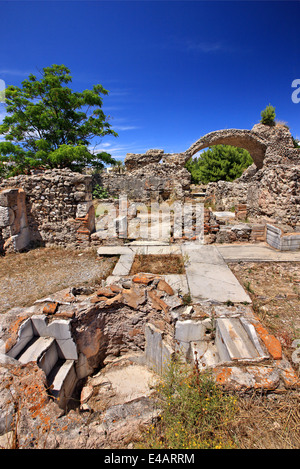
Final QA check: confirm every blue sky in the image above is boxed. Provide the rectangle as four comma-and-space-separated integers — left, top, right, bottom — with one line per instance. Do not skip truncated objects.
0, 0, 299, 161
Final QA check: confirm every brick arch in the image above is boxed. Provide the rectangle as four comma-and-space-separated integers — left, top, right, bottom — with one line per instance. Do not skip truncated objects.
185, 129, 268, 169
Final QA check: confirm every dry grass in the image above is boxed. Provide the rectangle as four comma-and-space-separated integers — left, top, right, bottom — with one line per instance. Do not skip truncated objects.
229, 262, 300, 361
227, 261, 300, 449
130, 254, 185, 275
232, 391, 300, 449
0, 247, 118, 313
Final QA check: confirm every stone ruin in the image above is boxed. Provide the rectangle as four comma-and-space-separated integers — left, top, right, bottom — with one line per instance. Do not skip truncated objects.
0, 121, 299, 254
203, 123, 300, 228
0, 122, 299, 448
98, 122, 299, 227
98, 148, 192, 201
0, 168, 96, 253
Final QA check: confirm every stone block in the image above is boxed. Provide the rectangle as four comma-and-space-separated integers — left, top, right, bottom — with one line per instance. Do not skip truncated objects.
6, 318, 34, 359
97, 246, 133, 256
0, 188, 19, 207
76, 201, 93, 218
11, 226, 31, 251
175, 320, 206, 344
18, 336, 55, 366
0, 206, 15, 228
31, 315, 48, 336
112, 253, 135, 276
216, 318, 265, 362
144, 323, 173, 374
38, 339, 59, 376
50, 360, 77, 409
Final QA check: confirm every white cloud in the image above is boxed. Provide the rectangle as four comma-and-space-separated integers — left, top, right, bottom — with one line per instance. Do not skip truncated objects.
113, 125, 140, 131
0, 68, 34, 77
92, 142, 147, 160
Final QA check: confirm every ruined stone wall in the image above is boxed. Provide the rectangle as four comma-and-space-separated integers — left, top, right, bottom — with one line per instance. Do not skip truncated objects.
0, 168, 95, 251
96, 149, 191, 202
98, 167, 191, 202
205, 124, 300, 227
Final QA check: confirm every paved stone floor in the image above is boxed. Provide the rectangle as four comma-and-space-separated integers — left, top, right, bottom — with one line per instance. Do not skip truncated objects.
98, 241, 300, 391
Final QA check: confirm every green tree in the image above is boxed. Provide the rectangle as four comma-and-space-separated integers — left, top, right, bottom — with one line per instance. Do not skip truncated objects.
185, 145, 253, 184
260, 104, 276, 126
0, 64, 118, 177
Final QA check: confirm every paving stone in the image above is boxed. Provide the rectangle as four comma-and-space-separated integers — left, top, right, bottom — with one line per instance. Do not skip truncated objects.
163, 274, 190, 296
216, 245, 300, 262
181, 244, 226, 265
175, 320, 206, 343
112, 254, 135, 276
185, 262, 252, 304
97, 246, 133, 256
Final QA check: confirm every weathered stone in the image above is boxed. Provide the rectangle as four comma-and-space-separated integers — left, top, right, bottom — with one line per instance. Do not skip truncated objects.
148, 289, 169, 313
96, 287, 116, 298
253, 322, 282, 360
157, 279, 174, 296
132, 273, 155, 285
42, 302, 59, 315
122, 287, 146, 309
0, 206, 15, 228
124, 149, 164, 171
0, 169, 94, 252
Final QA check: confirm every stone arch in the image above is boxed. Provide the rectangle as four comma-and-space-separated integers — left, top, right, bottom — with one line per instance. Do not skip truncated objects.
184, 129, 268, 169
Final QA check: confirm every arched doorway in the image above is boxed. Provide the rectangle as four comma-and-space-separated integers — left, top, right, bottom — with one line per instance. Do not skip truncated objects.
185, 129, 268, 169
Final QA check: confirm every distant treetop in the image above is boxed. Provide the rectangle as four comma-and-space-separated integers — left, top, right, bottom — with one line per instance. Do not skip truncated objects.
260, 104, 276, 126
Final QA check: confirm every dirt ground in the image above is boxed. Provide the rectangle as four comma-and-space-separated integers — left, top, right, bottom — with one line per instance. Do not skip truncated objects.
229, 262, 300, 362
0, 247, 118, 313
228, 261, 300, 449
1, 248, 299, 448
130, 254, 185, 275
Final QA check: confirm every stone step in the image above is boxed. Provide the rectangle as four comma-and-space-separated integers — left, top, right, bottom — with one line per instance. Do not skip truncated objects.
18, 336, 59, 376
216, 318, 269, 362
47, 359, 77, 409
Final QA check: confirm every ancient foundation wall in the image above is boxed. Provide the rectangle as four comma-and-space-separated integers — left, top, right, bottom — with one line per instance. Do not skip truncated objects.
206, 164, 300, 227
96, 166, 191, 202
0, 168, 95, 252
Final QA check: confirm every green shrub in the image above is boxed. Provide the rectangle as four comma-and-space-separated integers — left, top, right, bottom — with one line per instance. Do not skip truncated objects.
138, 354, 238, 449
92, 184, 109, 199
185, 145, 253, 184
260, 104, 276, 126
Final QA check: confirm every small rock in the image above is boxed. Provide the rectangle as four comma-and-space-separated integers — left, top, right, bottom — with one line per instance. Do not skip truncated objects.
157, 279, 174, 296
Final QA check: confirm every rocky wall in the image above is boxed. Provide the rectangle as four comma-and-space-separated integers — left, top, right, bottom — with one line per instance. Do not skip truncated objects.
0, 168, 95, 251
206, 164, 300, 227
95, 149, 191, 202
205, 124, 300, 227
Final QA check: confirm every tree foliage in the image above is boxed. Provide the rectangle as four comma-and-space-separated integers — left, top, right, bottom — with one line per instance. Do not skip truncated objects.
185, 145, 253, 184
260, 104, 276, 126
0, 64, 118, 177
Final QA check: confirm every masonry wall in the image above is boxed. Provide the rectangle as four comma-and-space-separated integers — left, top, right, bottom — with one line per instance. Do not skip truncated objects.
96, 166, 191, 202
204, 124, 300, 228
0, 168, 95, 252
206, 164, 300, 227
